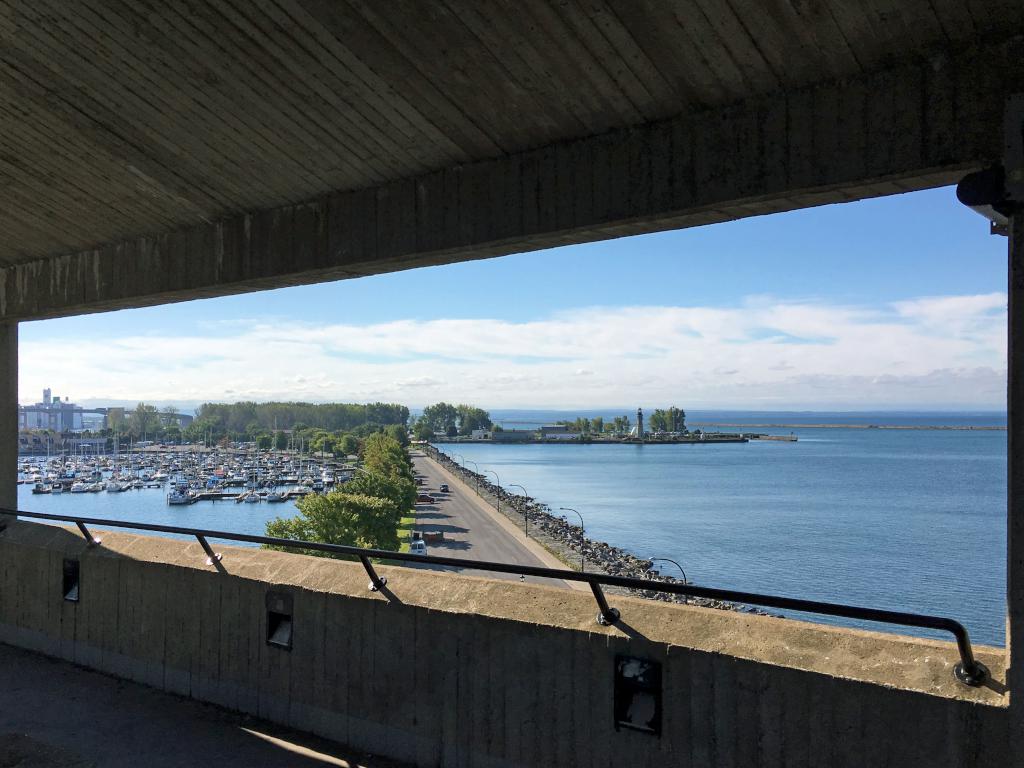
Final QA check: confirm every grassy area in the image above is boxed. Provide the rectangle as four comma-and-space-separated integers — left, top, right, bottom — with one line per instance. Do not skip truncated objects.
396, 511, 416, 553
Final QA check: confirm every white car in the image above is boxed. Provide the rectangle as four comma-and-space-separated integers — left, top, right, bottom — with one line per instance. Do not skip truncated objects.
410, 540, 427, 556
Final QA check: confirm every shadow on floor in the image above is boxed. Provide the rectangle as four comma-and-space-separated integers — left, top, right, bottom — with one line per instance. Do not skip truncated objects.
0, 642, 413, 768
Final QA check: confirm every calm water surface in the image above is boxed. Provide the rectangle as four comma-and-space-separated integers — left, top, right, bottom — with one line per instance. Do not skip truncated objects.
18, 424, 1007, 646
439, 428, 1007, 646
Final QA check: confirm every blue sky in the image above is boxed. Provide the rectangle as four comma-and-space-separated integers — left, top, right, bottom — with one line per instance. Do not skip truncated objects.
20, 186, 1009, 410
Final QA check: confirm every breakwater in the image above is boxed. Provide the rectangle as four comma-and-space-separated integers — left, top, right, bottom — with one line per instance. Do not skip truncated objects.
693, 422, 1005, 430
432, 433, 751, 444
423, 444, 768, 615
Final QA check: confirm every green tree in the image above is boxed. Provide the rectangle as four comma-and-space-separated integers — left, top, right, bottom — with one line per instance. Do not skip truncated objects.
362, 433, 414, 483
106, 407, 126, 433
419, 402, 459, 435
648, 407, 685, 433
265, 491, 401, 553
183, 416, 220, 445
648, 409, 669, 432
669, 406, 686, 432
129, 403, 160, 440
338, 434, 359, 456
591, 416, 604, 433
413, 420, 434, 441
274, 430, 289, 450
386, 424, 410, 447
311, 431, 335, 456
456, 404, 492, 435
344, 471, 416, 517
161, 405, 179, 429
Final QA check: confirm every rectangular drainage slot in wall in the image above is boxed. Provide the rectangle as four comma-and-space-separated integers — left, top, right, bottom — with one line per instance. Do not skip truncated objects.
614, 655, 662, 735
62, 559, 80, 602
266, 591, 293, 650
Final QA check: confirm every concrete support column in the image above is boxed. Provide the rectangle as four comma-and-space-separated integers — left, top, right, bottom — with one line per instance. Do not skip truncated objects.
1010, 212, 1024, 750
0, 323, 15, 525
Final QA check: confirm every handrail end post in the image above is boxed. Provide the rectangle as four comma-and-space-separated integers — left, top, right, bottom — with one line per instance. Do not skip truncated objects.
953, 660, 989, 687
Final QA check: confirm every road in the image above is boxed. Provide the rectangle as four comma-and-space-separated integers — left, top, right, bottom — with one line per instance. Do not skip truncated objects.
409, 452, 571, 588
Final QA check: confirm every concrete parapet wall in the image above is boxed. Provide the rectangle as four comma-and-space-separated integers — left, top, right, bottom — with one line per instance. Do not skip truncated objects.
0, 521, 1010, 766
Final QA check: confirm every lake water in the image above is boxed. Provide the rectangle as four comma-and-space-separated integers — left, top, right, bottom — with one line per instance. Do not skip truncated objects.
436, 426, 1007, 647
16, 416, 1008, 647
16, 481, 300, 549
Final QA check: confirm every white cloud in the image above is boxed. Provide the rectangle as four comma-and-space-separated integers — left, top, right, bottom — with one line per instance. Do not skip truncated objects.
18, 293, 1008, 409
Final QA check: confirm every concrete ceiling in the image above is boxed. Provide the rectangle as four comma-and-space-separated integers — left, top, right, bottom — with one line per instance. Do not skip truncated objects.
0, 0, 1021, 270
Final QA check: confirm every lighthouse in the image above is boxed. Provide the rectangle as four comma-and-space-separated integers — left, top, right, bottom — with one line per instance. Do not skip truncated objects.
636, 407, 644, 441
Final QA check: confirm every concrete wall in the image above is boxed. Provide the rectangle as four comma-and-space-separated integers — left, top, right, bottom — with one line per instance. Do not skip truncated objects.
0, 521, 1009, 767
1009, 210, 1024, 753
0, 323, 14, 526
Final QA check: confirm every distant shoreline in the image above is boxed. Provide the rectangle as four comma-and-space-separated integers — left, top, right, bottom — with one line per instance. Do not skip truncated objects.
691, 423, 1006, 431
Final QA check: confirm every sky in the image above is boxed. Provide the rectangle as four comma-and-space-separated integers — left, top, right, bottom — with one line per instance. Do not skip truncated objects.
19, 186, 1009, 412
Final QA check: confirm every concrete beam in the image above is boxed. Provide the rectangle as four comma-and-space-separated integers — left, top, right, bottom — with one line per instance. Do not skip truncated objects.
0, 323, 15, 526
1, 38, 1021, 322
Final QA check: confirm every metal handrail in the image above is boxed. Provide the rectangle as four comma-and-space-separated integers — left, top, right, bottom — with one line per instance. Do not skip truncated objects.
0, 508, 989, 686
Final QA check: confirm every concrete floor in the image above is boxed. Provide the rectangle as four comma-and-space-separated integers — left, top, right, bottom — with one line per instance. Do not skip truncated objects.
0, 643, 410, 768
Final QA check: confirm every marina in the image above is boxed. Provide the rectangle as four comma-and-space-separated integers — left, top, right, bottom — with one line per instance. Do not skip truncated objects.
15, 446, 354, 508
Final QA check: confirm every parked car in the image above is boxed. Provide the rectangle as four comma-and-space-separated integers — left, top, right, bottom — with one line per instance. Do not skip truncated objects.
410, 539, 427, 555
439, 483, 449, 493
416, 493, 434, 503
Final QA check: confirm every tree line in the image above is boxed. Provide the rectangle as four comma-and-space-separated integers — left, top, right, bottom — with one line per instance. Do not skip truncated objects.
412, 402, 492, 440
556, 407, 686, 435
64, 400, 412, 458
188, 401, 409, 442
185, 402, 412, 458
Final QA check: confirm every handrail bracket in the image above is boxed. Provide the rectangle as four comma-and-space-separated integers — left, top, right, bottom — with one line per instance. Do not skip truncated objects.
590, 582, 620, 626
195, 534, 222, 566
360, 555, 387, 591
75, 521, 101, 547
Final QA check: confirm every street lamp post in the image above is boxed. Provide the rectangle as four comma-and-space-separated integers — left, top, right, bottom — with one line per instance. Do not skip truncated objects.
509, 483, 530, 537
485, 469, 501, 515
649, 557, 688, 604
558, 507, 586, 572
464, 460, 480, 494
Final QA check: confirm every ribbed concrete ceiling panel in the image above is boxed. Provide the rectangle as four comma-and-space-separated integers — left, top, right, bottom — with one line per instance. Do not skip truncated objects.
0, 0, 1018, 266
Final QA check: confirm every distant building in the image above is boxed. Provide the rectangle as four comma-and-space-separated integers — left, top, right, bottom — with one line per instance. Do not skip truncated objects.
470, 429, 492, 440
17, 389, 193, 433
19, 389, 86, 432
492, 429, 534, 443
540, 425, 577, 441
540, 424, 571, 437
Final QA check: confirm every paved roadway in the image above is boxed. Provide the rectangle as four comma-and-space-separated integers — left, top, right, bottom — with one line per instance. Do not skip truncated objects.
409, 453, 569, 588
